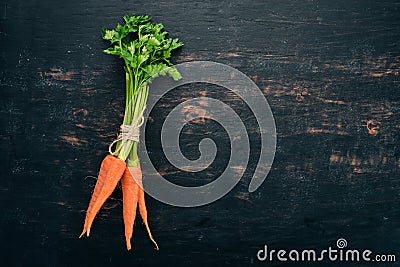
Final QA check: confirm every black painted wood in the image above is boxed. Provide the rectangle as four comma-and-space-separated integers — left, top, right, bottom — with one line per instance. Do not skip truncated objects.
1, 0, 399, 266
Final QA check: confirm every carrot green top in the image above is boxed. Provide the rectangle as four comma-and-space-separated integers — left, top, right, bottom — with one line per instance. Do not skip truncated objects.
102, 14, 183, 166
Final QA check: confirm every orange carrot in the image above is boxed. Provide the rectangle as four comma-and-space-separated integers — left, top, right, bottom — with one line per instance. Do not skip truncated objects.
121, 167, 140, 250
136, 167, 159, 250
122, 164, 159, 250
80, 154, 126, 238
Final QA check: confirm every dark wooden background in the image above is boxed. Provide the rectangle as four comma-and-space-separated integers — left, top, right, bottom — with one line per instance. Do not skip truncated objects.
1, 0, 399, 266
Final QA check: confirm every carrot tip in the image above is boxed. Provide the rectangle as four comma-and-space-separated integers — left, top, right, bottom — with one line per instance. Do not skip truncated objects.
79, 231, 85, 238
144, 221, 159, 250
126, 239, 132, 251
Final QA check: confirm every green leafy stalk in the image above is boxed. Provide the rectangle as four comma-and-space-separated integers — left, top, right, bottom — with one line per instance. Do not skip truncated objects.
103, 14, 183, 167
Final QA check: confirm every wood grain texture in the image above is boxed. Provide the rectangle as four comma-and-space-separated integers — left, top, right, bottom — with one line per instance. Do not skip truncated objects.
0, 0, 399, 266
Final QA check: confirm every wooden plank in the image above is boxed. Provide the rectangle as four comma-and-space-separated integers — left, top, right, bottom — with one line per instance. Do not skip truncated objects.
0, 0, 399, 265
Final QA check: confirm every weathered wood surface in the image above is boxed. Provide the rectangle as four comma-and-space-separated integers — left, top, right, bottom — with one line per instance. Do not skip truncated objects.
1, 0, 399, 266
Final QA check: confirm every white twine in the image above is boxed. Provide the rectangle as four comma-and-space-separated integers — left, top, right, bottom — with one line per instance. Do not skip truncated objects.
108, 106, 146, 155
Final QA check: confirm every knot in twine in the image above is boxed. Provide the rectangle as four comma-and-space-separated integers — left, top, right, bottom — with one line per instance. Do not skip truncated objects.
108, 106, 146, 155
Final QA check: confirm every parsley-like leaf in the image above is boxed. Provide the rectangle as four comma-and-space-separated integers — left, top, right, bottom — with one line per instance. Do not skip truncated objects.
103, 14, 183, 86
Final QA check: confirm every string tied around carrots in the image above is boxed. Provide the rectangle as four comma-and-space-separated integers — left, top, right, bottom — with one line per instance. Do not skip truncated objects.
109, 106, 146, 156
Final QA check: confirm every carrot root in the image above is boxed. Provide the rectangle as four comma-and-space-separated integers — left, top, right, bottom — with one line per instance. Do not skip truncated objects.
137, 175, 159, 251
80, 154, 126, 238
121, 165, 159, 250
143, 220, 159, 250
121, 167, 140, 250
80, 155, 158, 251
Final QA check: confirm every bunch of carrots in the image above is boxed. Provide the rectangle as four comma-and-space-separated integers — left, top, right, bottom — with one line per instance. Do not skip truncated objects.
79, 14, 183, 250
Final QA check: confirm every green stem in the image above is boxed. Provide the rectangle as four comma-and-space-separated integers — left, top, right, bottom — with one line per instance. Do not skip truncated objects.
115, 71, 132, 152
117, 78, 149, 165
128, 82, 149, 167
